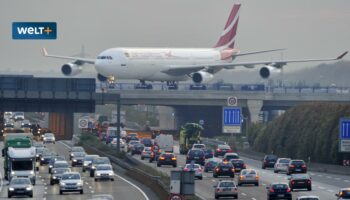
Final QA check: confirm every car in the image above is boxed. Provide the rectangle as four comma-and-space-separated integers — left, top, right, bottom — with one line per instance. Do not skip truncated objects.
192, 143, 206, 150
287, 160, 307, 175
51, 161, 70, 174
186, 149, 205, 165
35, 147, 48, 161
8, 177, 33, 198
59, 172, 84, 195
82, 155, 99, 172
204, 158, 222, 172
213, 161, 235, 178
130, 143, 145, 155
288, 173, 312, 191
157, 152, 177, 167
230, 159, 247, 173
109, 138, 126, 149
214, 180, 238, 199
296, 196, 320, 200
336, 188, 350, 199
262, 154, 278, 169
183, 163, 203, 180
215, 144, 232, 157
43, 133, 56, 144
50, 168, 71, 185
126, 133, 138, 143
48, 156, 66, 173
223, 153, 239, 161
69, 146, 85, 160
13, 112, 25, 121
127, 140, 141, 152
266, 183, 292, 200
141, 147, 152, 160
40, 151, 54, 165
141, 138, 153, 147
238, 169, 259, 186
204, 148, 214, 159
71, 152, 86, 167
94, 164, 115, 181
274, 158, 291, 173
89, 157, 111, 177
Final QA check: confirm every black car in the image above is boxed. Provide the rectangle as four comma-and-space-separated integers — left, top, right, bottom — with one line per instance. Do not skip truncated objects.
48, 156, 66, 173
288, 173, 312, 191
157, 152, 177, 167
204, 149, 214, 159
50, 168, 71, 185
40, 151, 54, 165
266, 183, 292, 200
69, 146, 85, 160
71, 152, 86, 167
213, 161, 235, 178
8, 177, 33, 198
131, 143, 145, 155
262, 154, 278, 169
186, 149, 205, 165
230, 159, 247, 173
204, 158, 221, 172
287, 160, 307, 175
215, 144, 232, 157
141, 138, 153, 147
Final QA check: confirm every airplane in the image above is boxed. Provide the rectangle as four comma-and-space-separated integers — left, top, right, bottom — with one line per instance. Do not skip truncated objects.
43, 2, 347, 90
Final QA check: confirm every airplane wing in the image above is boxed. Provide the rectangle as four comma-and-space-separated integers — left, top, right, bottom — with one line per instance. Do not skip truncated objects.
161, 51, 348, 76
42, 48, 95, 64
234, 48, 285, 57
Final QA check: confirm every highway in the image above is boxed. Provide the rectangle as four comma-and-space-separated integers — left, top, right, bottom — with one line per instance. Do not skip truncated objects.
0, 140, 153, 200
132, 143, 346, 200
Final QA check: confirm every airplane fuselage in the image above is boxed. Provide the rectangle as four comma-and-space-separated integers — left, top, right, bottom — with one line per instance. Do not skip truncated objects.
94, 48, 231, 82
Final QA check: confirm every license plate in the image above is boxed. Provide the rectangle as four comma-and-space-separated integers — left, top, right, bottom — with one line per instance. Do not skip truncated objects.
296, 169, 301, 171
223, 188, 231, 191
194, 157, 199, 159
298, 181, 304, 184
223, 168, 228, 171
277, 194, 284, 197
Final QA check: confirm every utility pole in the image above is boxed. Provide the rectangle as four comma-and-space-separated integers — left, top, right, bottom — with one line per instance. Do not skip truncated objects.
116, 94, 121, 153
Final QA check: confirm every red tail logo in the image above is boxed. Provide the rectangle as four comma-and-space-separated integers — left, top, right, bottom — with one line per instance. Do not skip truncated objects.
214, 3, 241, 49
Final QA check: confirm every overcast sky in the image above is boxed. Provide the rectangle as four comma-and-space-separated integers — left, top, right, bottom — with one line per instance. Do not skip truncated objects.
0, 0, 349, 78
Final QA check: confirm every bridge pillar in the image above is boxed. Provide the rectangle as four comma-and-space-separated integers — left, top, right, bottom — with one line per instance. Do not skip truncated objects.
49, 112, 74, 140
247, 100, 263, 123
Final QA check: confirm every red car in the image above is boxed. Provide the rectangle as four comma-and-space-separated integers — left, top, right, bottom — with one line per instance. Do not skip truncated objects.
215, 144, 232, 157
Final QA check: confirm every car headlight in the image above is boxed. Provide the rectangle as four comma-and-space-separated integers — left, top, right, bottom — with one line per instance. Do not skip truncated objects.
30, 171, 34, 175
53, 176, 57, 179
71, 153, 74, 156
26, 186, 33, 191
41, 158, 44, 161
92, 166, 96, 169
49, 165, 53, 168
60, 182, 66, 186
109, 172, 113, 176
36, 154, 39, 157
77, 181, 83, 186
83, 163, 88, 166
9, 187, 14, 191
96, 173, 101, 176
73, 159, 77, 162
11, 171, 15, 175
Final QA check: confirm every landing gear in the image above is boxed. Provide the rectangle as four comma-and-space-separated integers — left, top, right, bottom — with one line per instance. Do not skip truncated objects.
135, 80, 153, 89
166, 81, 178, 90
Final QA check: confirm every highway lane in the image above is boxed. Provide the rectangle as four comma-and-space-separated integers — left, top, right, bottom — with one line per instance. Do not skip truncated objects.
131, 143, 347, 200
0, 141, 151, 200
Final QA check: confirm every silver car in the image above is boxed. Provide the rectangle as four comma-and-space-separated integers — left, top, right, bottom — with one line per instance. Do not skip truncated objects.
59, 172, 83, 195
183, 163, 203, 180
214, 180, 238, 199
274, 158, 291, 173
43, 133, 55, 144
94, 164, 115, 181
237, 169, 259, 186
141, 147, 152, 160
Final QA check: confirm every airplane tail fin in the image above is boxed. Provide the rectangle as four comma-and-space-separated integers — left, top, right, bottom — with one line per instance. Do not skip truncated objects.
214, 3, 241, 49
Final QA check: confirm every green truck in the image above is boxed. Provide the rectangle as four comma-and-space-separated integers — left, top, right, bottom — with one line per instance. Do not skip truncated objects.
2, 134, 37, 184
179, 123, 203, 154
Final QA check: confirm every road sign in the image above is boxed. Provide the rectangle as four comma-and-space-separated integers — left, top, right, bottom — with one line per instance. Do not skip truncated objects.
227, 96, 238, 106
339, 118, 350, 152
78, 118, 88, 129
222, 107, 241, 133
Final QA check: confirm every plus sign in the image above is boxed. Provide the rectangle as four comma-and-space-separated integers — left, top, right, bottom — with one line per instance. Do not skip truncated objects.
43, 27, 52, 35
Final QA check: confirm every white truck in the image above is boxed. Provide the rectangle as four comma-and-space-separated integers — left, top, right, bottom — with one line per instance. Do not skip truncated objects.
8, 147, 37, 185
155, 134, 174, 152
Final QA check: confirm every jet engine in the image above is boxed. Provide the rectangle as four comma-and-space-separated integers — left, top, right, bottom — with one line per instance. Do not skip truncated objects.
97, 74, 107, 82
61, 63, 82, 76
192, 71, 214, 84
259, 65, 281, 79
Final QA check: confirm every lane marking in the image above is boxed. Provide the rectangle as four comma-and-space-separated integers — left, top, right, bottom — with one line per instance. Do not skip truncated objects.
252, 198, 257, 200
241, 193, 247, 196
328, 189, 334, 193
58, 140, 150, 200
344, 180, 350, 182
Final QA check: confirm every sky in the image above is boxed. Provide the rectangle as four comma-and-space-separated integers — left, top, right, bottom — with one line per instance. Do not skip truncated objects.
0, 0, 349, 79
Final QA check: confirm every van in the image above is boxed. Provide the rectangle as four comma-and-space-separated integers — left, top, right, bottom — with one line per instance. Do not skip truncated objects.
155, 134, 174, 152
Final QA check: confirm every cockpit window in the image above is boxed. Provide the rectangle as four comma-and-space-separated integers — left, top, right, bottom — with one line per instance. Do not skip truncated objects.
97, 56, 113, 60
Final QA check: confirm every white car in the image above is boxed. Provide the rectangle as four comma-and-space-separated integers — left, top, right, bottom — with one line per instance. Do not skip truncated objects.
94, 164, 114, 181
110, 138, 125, 149
59, 172, 83, 195
274, 158, 291, 173
43, 133, 56, 144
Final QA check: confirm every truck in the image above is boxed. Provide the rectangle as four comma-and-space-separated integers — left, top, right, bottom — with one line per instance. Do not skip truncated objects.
2, 134, 37, 184
179, 123, 203, 154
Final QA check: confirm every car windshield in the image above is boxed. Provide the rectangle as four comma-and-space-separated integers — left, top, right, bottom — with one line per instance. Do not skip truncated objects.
11, 178, 31, 185
45, 133, 54, 137
292, 160, 305, 165
219, 181, 235, 187
54, 163, 69, 168
279, 159, 291, 163
95, 158, 110, 164
266, 155, 278, 160
12, 161, 33, 170
189, 150, 204, 156
97, 165, 112, 170
144, 147, 152, 151
291, 174, 309, 179
53, 168, 70, 174
193, 144, 205, 149
74, 152, 86, 157
218, 145, 230, 149
242, 170, 256, 175
230, 159, 243, 164
130, 141, 139, 145
185, 164, 200, 169
218, 162, 233, 167
62, 173, 80, 180
272, 184, 288, 189
85, 156, 98, 161
72, 147, 84, 152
